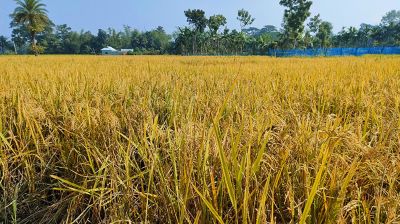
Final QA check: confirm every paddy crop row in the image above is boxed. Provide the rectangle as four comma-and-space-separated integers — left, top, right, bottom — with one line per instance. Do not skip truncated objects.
0, 55, 399, 223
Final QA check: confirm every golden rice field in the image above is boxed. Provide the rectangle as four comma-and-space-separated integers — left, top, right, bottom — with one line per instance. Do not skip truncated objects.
1, 55, 400, 223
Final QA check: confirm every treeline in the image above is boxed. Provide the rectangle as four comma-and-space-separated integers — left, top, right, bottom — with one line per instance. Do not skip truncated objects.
1, 0, 399, 55
1, 24, 172, 55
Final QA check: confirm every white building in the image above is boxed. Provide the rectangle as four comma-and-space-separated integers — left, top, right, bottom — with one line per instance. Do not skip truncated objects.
120, 49, 134, 55
101, 46, 119, 55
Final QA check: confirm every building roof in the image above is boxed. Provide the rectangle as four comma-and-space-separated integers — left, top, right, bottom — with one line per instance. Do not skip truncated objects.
121, 49, 134, 52
101, 46, 117, 51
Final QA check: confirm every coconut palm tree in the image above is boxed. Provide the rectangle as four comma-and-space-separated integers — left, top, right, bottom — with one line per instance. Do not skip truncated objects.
10, 0, 50, 55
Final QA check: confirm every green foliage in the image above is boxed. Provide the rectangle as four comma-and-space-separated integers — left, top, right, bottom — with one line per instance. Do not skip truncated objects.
317, 21, 333, 48
208, 15, 227, 34
279, 0, 313, 49
381, 10, 400, 26
307, 14, 333, 48
10, 0, 51, 55
237, 9, 255, 30
30, 43, 44, 54
0, 36, 14, 54
333, 16, 400, 48
184, 9, 208, 33
173, 8, 276, 55
182, 9, 208, 54
308, 14, 322, 34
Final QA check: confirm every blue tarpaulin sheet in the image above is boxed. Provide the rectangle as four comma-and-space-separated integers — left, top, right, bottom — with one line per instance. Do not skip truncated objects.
268, 47, 400, 57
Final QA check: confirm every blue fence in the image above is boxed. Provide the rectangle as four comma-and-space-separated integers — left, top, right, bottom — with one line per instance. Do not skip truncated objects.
268, 47, 400, 57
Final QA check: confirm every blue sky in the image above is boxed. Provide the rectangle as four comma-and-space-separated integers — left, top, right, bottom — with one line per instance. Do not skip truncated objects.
1, 0, 399, 37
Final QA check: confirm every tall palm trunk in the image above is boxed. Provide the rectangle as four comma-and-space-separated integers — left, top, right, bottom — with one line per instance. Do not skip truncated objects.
192, 36, 195, 55
30, 31, 38, 56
